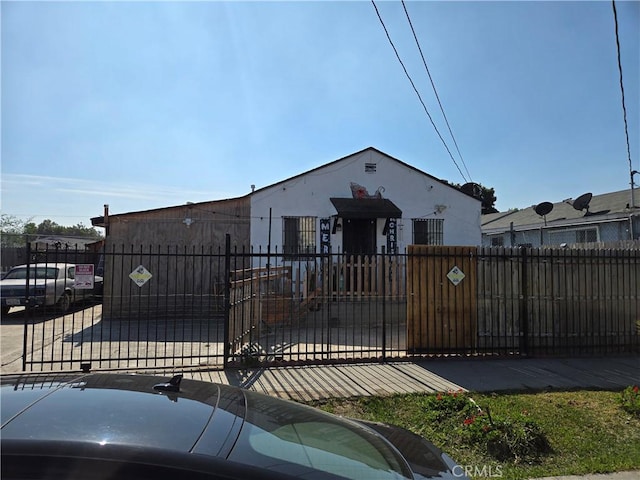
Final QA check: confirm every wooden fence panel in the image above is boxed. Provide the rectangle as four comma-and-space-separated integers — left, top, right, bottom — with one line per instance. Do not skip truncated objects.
476, 246, 522, 352
407, 245, 477, 352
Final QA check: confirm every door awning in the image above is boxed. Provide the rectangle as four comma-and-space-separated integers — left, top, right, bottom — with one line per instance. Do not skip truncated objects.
330, 198, 402, 219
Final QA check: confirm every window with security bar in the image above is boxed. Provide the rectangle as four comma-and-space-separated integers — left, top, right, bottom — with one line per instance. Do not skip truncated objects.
412, 218, 444, 245
491, 236, 505, 247
576, 228, 598, 243
283, 216, 316, 257
549, 227, 598, 245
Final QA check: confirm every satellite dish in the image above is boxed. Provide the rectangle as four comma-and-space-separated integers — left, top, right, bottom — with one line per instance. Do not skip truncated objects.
572, 192, 592, 214
460, 182, 483, 199
534, 202, 554, 217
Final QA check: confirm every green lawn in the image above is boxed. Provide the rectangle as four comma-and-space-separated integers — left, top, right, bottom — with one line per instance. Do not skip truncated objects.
310, 389, 640, 480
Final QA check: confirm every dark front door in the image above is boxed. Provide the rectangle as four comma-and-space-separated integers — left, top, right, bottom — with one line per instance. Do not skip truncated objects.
342, 218, 376, 255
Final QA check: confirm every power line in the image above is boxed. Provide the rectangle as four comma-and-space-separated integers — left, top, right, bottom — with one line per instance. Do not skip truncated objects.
401, 0, 472, 182
371, 0, 469, 183
611, 0, 634, 179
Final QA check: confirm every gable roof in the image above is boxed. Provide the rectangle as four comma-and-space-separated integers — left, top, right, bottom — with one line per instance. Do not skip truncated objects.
482, 189, 637, 234
250, 146, 479, 201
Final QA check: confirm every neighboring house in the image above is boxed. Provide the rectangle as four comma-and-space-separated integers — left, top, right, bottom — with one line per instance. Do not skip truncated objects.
30, 235, 99, 251
481, 189, 640, 247
1, 236, 104, 273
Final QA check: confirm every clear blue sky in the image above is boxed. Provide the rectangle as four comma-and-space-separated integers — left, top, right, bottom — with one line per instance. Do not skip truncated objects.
2, 0, 639, 229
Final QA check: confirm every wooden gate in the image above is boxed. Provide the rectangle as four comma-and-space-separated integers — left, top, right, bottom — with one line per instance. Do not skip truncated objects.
407, 245, 477, 352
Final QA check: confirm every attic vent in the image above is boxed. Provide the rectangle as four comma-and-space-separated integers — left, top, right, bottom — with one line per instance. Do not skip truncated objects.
365, 163, 377, 173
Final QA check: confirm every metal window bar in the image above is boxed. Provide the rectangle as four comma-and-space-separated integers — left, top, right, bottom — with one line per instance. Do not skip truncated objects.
283, 217, 316, 257
412, 219, 444, 245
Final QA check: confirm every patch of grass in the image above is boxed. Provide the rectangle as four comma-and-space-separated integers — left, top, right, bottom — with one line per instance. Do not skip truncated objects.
310, 389, 640, 480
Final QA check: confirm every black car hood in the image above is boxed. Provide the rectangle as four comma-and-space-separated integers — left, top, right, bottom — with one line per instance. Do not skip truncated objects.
1, 373, 468, 480
1, 373, 240, 454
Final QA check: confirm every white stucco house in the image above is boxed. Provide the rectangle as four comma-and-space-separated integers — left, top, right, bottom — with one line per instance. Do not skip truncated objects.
250, 147, 481, 254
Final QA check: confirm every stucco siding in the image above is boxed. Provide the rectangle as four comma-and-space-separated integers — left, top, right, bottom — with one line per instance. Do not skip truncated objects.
250, 149, 481, 251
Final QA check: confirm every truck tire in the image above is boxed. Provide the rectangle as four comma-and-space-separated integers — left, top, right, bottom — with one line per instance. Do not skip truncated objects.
57, 292, 72, 313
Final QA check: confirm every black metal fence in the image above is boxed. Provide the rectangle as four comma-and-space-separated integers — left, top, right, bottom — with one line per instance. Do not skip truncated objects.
5, 241, 639, 373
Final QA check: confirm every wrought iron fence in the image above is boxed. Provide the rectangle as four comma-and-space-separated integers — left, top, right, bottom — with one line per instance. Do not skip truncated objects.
4, 240, 638, 373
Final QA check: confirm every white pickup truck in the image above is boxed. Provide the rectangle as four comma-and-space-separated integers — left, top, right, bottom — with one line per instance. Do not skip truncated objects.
0, 263, 103, 316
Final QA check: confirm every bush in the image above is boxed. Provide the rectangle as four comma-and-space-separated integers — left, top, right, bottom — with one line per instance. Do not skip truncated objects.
619, 385, 640, 417
483, 413, 551, 463
425, 392, 552, 464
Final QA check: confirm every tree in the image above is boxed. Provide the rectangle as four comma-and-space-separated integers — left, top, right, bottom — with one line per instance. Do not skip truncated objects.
0, 214, 34, 247
36, 219, 64, 235
478, 186, 498, 214
24, 222, 38, 235
449, 183, 499, 214
65, 223, 102, 238
0, 215, 103, 247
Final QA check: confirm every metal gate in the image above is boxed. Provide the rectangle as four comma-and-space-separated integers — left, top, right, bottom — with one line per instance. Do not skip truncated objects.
16, 242, 228, 372
14, 239, 408, 372
226, 247, 407, 367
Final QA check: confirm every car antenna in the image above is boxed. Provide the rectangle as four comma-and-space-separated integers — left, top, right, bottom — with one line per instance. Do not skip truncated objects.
153, 374, 183, 393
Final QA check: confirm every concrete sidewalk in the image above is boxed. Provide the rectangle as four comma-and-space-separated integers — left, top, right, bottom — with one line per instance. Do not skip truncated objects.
412, 355, 640, 394
186, 355, 640, 401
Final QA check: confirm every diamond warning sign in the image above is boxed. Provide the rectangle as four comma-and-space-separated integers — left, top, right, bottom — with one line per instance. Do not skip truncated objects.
447, 266, 465, 286
129, 265, 153, 287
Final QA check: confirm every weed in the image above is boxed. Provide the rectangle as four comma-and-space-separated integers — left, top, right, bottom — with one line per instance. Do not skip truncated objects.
425, 391, 551, 464
619, 385, 640, 417
424, 389, 470, 420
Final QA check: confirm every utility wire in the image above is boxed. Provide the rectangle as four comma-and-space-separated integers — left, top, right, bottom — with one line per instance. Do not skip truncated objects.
611, 0, 634, 177
401, 0, 472, 182
371, 0, 469, 183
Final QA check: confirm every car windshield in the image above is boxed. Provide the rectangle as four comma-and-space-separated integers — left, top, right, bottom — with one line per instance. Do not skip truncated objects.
3, 267, 59, 280
228, 390, 412, 480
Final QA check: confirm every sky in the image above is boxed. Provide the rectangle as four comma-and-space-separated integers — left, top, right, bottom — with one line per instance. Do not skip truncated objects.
2, 0, 639, 230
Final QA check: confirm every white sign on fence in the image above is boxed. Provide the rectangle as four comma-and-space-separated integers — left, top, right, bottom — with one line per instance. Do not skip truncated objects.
129, 265, 153, 287
447, 266, 466, 286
